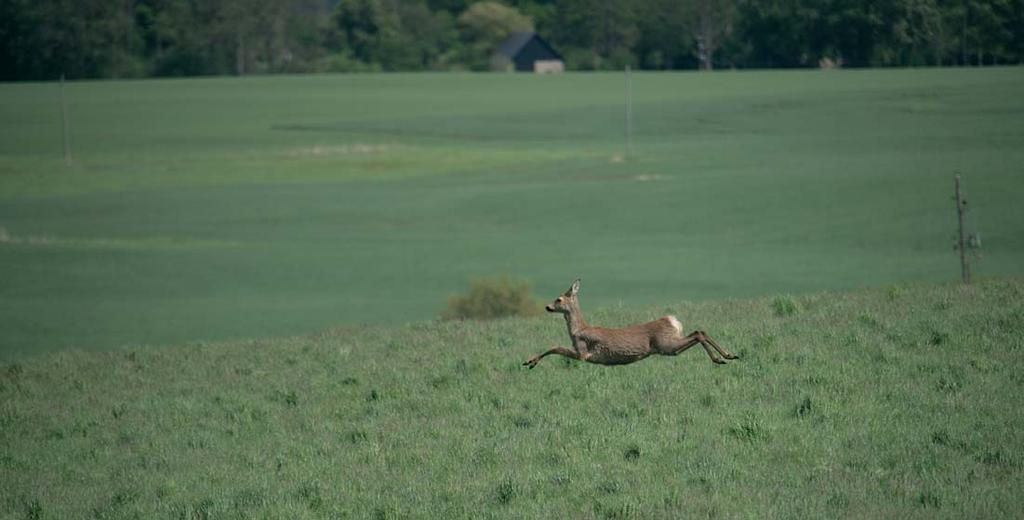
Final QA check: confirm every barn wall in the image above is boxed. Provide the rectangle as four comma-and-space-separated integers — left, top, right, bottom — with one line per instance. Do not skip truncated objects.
513, 38, 561, 71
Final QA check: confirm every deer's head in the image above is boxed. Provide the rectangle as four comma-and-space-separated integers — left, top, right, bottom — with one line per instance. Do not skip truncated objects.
545, 279, 580, 314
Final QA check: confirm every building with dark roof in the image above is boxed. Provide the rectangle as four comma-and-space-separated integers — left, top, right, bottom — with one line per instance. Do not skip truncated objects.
492, 32, 564, 73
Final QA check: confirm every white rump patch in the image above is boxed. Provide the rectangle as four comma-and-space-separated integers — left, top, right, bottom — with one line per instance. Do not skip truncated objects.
667, 316, 683, 333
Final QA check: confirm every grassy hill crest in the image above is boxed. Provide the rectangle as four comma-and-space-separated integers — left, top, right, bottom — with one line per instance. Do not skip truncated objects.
2, 278, 1023, 518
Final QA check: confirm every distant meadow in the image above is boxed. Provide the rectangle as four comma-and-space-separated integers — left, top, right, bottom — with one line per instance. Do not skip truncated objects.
1, 69, 1023, 357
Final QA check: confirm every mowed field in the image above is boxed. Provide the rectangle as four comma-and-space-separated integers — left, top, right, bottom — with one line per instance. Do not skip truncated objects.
1, 279, 1023, 517
1, 68, 1024, 357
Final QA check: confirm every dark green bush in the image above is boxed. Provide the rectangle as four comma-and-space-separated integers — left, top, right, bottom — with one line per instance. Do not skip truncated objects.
771, 295, 799, 317
441, 276, 541, 321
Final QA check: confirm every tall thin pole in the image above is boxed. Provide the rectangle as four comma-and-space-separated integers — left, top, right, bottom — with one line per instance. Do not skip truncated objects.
60, 74, 72, 166
624, 65, 632, 160
955, 174, 970, 284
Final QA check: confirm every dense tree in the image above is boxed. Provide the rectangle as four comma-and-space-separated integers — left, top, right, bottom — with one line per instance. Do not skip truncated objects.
0, 0, 141, 79
1, 0, 1022, 80
736, 0, 813, 67
457, 1, 533, 69
330, 0, 457, 70
963, 0, 1017, 64
0, 0, 46, 80
549, 0, 639, 69
634, 0, 695, 69
689, 0, 737, 69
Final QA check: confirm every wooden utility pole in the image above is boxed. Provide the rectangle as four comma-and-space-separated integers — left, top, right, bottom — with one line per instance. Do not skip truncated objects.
60, 74, 72, 166
624, 65, 632, 160
954, 174, 970, 284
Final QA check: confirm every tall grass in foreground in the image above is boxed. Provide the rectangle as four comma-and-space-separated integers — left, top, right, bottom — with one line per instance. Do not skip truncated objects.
1, 279, 1023, 518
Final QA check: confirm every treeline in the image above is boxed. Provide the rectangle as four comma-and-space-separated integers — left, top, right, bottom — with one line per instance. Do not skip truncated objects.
2, 0, 1022, 80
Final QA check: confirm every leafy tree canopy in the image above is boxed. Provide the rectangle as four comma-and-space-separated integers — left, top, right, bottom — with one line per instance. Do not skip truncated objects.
1, 0, 1021, 80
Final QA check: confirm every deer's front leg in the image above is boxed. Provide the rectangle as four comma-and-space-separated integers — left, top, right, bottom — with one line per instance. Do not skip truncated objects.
523, 347, 580, 369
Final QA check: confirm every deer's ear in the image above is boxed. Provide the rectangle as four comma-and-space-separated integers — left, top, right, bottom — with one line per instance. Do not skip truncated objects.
569, 278, 581, 295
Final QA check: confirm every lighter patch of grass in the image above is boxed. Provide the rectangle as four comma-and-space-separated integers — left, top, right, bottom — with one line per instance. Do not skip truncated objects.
284, 143, 396, 157
0, 233, 241, 250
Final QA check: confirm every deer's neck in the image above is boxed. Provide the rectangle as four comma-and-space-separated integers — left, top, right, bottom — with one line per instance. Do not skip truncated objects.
563, 305, 588, 338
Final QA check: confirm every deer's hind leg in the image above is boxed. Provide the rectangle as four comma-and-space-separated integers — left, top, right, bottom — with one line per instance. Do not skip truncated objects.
698, 331, 739, 360
670, 330, 727, 364
698, 339, 727, 364
663, 332, 726, 364
663, 335, 701, 356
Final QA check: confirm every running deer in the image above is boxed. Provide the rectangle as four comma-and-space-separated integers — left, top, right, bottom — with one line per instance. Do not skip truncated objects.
523, 279, 738, 368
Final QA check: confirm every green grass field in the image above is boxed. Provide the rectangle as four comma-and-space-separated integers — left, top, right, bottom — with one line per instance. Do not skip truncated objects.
1, 279, 1022, 518
1, 68, 1024, 358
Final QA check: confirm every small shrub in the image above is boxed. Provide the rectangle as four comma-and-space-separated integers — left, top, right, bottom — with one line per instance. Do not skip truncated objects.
771, 295, 798, 317
978, 448, 1019, 468
936, 376, 962, 393
295, 481, 323, 511
494, 478, 518, 505
284, 390, 298, 407
916, 490, 941, 508
623, 445, 641, 460
928, 330, 950, 346
178, 498, 215, 520
795, 397, 813, 418
23, 497, 43, 520
346, 430, 368, 444
857, 313, 879, 328
727, 417, 771, 443
111, 488, 139, 507
233, 488, 268, 511
597, 480, 621, 495
6, 363, 23, 377
319, 52, 381, 73
931, 430, 951, 446
511, 415, 532, 428
997, 308, 1024, 334
936, 365, 966, 393
827, 492, 849, 509
886, 285, 904, 301
594, 498, 637, 519
430, 374, 451, 389
441, 276, 541, 321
